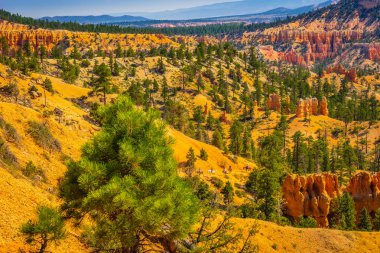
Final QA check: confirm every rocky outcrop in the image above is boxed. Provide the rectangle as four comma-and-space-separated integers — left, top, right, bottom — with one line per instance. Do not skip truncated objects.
257, 30, 363, 66
367, 43, 380, 61
266, 94, 281, 112
282, 171, 380, 227
320, 97, 329, 117
296, 97, 328, 118
282, 173, 340, 227
0, 20, 178, 55
323, 65, 358, 82
346, 171, 380, 216
266, 94, 290, 113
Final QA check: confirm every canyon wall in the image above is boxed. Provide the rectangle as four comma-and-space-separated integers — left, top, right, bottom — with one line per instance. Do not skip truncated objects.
346, 171, 380, 216
0, 20, 178, 55
255, 30, 364, 66
282, 173, 339, 227
282, 171, 380, 227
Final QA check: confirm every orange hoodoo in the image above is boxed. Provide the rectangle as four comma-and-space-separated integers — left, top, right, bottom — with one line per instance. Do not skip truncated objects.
282, 173, 340, 227
296, 97, 328, 118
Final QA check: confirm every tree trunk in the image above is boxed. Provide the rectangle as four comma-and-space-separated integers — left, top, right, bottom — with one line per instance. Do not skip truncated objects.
103, 88, 107, 105
39, 239, 48, 253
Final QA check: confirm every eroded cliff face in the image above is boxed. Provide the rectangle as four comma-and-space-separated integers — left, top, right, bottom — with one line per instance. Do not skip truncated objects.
346, 172, 380, 216
240, 0, 380, 67
282, 173, 339, 227
0, 20, 178, 55
282, 171, 380, 227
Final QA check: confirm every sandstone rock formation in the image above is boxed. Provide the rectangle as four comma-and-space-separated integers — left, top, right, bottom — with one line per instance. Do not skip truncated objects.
266, 94, 290, 113
255, 30, 363, 66
324, 65, 358, 82
367, 43, 380, 61
296, 97, 328, 118
266, 94, 281, 112
0, 20, 178, 56
346, 171, 380, 216
282, 171, 380, 227
320, 97, 329, 117
282, 173, 340, 227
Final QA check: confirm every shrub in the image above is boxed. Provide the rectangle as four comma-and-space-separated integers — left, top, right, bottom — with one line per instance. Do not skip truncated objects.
240, 203, 257, 218
20, 206, 66, 252
235, 190, 245, 198
80, 59, 91, 68
0, 115, 20, 143
43, 78, 54, 94
22, 161, 46, 182
0, 137, 17, 165
200, 148, 208, 161
331, 128, 343, 138
27, 121, 61, 152
297, 216, 317, 228
210, 176, 224, 189
0, 82, 19, 100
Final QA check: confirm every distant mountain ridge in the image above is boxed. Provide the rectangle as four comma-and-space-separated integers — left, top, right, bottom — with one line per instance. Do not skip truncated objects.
204, 0, 334, 22
123, 0, 330, 20
39, 15, 149, 24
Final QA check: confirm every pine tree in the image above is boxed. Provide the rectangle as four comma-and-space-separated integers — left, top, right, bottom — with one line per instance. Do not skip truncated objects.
358, 208, 372, 231
156, 57, 166, 74
20, 206, 66, 253
200, 148, 208, 161
373, 208, 380, 231
212, 129, 224, 150
112, 59, 120, 76
229, 119, 243, 155
39, 45, 46, 64
186, 147, 197, 177
338, 192, 356, 230
196, 74, 204, 93
59, 96, 199, 252
221, 181, 234, 205
92, 63, 111, 105
255, 169, 280, 220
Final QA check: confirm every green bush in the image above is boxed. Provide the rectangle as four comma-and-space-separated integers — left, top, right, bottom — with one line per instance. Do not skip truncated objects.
0, 115, 20, 143
0, 137, 17, 165
27, 121, 61, 152
210, 176, 224, 189
22, 161, 46, 182
200, 148, 208, 161
80, 59, 91, 68
0, 82, 19, 99
43, 78, 54, 94
297, 216, 317, 228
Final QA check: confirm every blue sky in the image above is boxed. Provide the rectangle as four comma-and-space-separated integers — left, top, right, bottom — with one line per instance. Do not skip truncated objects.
2, 0, 324, 18
2, 0, 239, 17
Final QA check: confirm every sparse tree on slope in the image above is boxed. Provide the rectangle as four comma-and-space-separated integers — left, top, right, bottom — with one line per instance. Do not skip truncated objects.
59, 96, 199, 253
20, 206, 66, 253
93, 63, 111, 105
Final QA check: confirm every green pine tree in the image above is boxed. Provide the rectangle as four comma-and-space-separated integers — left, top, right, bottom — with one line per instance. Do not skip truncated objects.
373, 208, 380, 231
221, 181, 234, 205
358, 208, 372, 231
59, 96, 199, 252
20, 206, 66, 253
